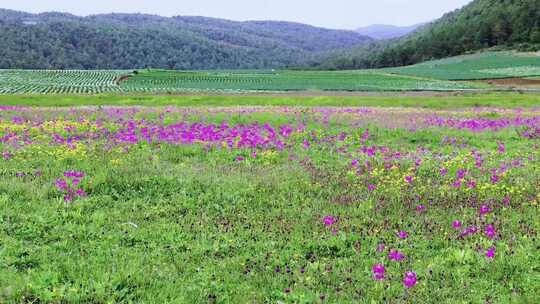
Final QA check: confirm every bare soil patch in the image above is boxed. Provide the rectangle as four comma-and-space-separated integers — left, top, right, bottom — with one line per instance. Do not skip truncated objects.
478, 77, 540, 86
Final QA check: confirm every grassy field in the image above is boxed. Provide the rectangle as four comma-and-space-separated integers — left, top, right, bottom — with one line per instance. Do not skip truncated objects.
387, 51, 540, 80
1, 92, 540, 108
1, 104, 539, 302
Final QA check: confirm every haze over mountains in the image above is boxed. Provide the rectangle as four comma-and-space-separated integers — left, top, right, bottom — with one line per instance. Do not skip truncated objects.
355, 23, 426, 40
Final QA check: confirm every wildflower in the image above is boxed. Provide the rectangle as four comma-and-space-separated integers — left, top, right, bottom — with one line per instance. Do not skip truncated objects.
388, 249, 405, 261
397, 230, 408, 239
234, 155, 245, 161
497, 141, 505, 153
439, 167, 448, 176
376, 243, 385, 252
502, 195, 510, 205
55, 178, 68, 190
351, 159, 358, 166
367, 183, 376, 191
490, 174, 499, 184
456, 168, 467, 180
372, 263, 385, 280
416, 204, 425, 211
404, 175, 413, 184
484, 224, 496, 239
466, 179, 477, 188
361, 128, 369, 142
452, 220, 462, 229
2, 151, 10, 160
459, 225, 478, 237
485, 246, 495, 258
479, 204, 491, 215
402, 271, 417, 288
322, 215, 336, 226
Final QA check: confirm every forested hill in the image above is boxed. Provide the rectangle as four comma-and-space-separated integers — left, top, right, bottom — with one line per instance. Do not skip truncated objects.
312, 0, 540, 70
0, 9, 372, 69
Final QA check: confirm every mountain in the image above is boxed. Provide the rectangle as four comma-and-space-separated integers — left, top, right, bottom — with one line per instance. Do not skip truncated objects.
355, 23, 425, 40
312, 0, 540, 70
0, 9, 372, 69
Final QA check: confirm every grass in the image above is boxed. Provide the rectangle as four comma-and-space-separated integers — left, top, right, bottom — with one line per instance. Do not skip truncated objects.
1, 92, 540, 108
387, 51, 540, 80
1, 105, 539, 302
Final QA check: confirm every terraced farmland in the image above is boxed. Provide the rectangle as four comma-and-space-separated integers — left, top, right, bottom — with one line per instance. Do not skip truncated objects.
387, 51, 540, 80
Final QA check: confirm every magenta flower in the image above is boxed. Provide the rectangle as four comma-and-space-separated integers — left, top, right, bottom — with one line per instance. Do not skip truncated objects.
397, 230, 408, 239
2, 151, 11, 160
490, 174, 499, 184
416, 204, 425, 211
351, 159, 358, 166
367, 183, 376, 191
402, 271, 417, 288
452, 220, 462, 229
234, 155, 245, 161
439, 167, 448, 176
404, 175, 413, 184
372, 263, 385, 280
502, 195, 510, 205
388, 249, 405, 261
376, 243, 385, 252
484, 224, 496, 239
55, 178, 68, 190
485, 246, 495, 258
479, 204, 491, 215
466, 179, 477, 188
322, 215, 336, 226
456, 168, 467, 179
497, 141, 505, 153
459, 225, 478, 237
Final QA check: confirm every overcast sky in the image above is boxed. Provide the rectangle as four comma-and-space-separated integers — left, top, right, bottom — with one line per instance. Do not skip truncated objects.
2, 0, 473, 29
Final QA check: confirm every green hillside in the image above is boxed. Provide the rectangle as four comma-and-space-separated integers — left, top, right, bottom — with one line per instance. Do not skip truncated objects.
387, 51, 540, 80
314, 0, 540, 70
0, 9, 371, 70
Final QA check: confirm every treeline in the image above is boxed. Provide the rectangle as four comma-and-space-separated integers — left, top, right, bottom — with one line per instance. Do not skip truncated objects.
0, 9, 371, 69
311, 0, 540, 70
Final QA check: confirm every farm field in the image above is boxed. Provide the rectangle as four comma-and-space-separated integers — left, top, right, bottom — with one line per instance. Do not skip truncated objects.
1, 102, 539, 302
1, 51, 539, 94
387, 51, 540, 80
0, 69, 487, 94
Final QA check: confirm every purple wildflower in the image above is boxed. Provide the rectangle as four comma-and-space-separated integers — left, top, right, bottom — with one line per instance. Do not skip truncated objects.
388, 249, 405, 261
485, 246, 495, 258
322, 215, 336, 226
402, 271, 417, 288
452, 220, 462, 229
479, 204, 491, 215
372, 263, 385, 280
397, 230, 408, 239
484, 224, 496, 239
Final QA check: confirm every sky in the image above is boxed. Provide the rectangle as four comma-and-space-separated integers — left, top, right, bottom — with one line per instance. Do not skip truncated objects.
1, 0, 473, 29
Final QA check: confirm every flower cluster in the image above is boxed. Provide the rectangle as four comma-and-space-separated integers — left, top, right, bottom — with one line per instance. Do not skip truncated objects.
55, 170, 86, 202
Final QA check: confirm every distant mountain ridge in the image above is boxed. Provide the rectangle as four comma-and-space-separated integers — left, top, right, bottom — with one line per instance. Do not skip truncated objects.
0, 9, 372, 69
355, 23, 425, 40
